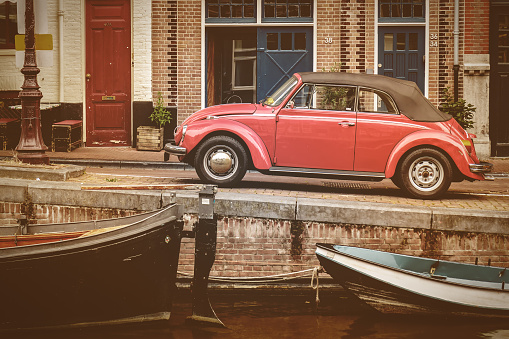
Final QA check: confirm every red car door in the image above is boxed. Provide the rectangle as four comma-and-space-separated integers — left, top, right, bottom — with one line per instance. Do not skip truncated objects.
354, 87, 426, 173
274, 84, 357, 171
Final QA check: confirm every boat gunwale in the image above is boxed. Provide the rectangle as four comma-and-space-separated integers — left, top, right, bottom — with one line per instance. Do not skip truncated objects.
0, 208, 170, 236
0, 203, 180, 261
316, 243, 509, 294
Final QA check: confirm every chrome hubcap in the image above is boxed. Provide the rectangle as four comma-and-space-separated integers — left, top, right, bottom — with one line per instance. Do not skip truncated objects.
203, 145, 237, 180
409, 157, 443, 191
209, 151, 233, 174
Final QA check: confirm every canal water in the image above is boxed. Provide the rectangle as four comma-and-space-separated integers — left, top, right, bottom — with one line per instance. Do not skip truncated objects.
8, 288, 509, 339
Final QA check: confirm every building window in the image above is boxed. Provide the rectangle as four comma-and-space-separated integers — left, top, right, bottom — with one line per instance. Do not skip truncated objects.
0, 1, 17, 49
205, 0, 256, 23
499, 14, 509, 64
379, 0, 424, 22
232, 40, 256, 91
263, 0, 313, 22
266, 32, 306, 51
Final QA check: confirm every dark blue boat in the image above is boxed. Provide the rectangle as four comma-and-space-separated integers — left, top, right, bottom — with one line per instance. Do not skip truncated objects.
0, 204, 183, 331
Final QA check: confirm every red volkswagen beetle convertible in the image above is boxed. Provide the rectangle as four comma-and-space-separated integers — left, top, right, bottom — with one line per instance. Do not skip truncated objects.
165, 72, 492, 199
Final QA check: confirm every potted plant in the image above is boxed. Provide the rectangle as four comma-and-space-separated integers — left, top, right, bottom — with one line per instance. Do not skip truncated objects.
136, 92, 172, 151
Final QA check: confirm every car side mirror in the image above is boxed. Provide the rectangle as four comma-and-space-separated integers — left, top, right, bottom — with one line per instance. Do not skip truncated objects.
287, 100, 295, 109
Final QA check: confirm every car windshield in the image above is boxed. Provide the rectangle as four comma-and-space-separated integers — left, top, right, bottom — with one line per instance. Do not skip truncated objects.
262, 76, 298, 107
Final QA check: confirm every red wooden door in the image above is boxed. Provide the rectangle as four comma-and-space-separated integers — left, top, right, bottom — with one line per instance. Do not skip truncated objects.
86, 0, 131, 146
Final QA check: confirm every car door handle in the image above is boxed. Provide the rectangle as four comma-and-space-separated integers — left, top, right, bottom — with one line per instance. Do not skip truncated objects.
338, 122, 355, 127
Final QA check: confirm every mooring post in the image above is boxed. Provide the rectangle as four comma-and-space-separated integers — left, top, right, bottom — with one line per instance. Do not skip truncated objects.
188, 185, 224, 326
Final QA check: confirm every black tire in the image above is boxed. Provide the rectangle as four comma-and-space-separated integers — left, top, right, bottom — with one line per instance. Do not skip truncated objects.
391, 174, 404, 189
399, 148, 452, 199
194, 135, 248, 187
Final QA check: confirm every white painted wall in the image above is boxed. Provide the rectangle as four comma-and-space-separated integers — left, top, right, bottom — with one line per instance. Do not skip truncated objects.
133, 0, 152, 102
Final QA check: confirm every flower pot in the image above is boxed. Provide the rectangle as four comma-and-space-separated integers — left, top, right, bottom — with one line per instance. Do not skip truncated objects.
136, 126, 164, 151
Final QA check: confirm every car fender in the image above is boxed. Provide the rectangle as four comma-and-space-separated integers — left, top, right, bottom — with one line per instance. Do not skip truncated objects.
181, 119, 273, 169
385, 130, 483, 180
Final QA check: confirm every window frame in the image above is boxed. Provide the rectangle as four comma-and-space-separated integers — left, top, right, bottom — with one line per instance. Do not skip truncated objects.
231, 39, 257, 91
357, 87, 400, 115
205, 0, 257, 23
262, 0, 313, 23
290, 83, 358, 112
378, 0, 425, 23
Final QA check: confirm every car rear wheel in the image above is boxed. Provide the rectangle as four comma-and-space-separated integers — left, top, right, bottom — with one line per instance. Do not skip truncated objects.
399, 148, 452, 199
195, 135, 248, 187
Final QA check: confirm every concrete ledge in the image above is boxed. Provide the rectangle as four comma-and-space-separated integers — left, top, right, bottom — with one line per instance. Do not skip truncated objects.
296, 198, 432, 229
1, 179, 508, 235
216, 193, 297, 220
432, 207, 509, 234
50, 158, 194, 171
0, 179, 166, 211
0, 164, 85, 181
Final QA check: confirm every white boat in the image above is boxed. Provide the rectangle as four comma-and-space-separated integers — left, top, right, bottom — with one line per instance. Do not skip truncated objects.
316, 243, 509, 318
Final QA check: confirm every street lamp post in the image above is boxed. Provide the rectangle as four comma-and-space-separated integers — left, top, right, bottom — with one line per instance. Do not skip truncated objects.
16, 0, 49, 165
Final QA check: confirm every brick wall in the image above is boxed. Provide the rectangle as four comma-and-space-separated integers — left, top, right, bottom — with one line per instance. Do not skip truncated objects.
176, 0, 202, 122
2, 201, 507, 277
437, 0, 465, 101
316, 1, 341, 71
179, 215, 509, 277
152, 0, 178, 107
464, 0, 489, 54
339, 0, 367, 72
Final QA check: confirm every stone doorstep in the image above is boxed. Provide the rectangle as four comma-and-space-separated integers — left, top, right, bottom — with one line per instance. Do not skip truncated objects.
0, 164, 85, 181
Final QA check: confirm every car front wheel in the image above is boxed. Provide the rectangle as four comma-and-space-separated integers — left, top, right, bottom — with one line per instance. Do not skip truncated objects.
398, 148, 452, 199
194, 135, 248, 187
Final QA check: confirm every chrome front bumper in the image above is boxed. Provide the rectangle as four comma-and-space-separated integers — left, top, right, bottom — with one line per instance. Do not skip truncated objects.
469, 161, 493, 173
164, 142, 187, 156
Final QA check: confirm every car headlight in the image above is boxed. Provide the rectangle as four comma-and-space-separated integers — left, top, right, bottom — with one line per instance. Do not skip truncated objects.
181, 125, 187, 143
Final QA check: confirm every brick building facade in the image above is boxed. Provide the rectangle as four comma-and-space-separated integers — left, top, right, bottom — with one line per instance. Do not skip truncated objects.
0, 0, 507, 157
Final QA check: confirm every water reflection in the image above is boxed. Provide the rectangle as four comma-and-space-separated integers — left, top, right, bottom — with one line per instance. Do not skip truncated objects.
7, 289, 509, 339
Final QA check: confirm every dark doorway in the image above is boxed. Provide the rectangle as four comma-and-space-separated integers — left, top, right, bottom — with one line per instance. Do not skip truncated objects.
490, 2, 509, 156
206, 26, 313, 106
206, 28, 257, 106
378, 26, 425, 93
256, 27, 313, 102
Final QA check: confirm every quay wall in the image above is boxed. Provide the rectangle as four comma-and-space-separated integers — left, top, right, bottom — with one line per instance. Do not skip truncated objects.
1, 180, 508, 276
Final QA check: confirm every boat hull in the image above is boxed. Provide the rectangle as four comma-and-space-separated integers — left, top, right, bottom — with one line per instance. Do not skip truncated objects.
316, 244, 509, 318
0, 205, 183, 331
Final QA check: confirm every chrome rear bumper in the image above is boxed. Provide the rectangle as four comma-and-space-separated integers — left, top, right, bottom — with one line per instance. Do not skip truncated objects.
469, 162, 493, 173
164, 142, 187, 156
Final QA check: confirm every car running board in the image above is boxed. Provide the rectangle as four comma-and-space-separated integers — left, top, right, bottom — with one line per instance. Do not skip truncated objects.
264, 167, 385, 182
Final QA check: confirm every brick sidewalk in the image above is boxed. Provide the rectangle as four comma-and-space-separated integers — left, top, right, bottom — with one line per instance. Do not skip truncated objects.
1, 147, 508, 212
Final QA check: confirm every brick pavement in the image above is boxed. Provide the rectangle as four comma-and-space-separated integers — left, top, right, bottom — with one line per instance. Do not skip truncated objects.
1, 147, 508, 211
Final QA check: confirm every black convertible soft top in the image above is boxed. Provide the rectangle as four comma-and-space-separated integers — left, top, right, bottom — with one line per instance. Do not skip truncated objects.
298, 72, 452, 122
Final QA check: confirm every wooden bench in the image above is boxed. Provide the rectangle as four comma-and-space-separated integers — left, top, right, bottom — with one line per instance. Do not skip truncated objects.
0, 118, 20, 150
51, 120, 82, 152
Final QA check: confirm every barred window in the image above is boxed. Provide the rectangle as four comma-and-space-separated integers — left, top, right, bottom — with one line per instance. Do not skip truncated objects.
206, 0, 256, 22
379, 0, 424, 22
263, 0, 313, 22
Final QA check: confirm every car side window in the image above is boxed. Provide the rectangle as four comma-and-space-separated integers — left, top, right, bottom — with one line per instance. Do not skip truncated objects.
358, 88, 398, 114
292, 84, 315, 108
291, 84, 356, 111
314, 85, 356, 111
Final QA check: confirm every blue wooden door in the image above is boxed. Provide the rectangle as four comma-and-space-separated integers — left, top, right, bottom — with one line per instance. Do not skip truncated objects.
257, 27, 313, 102
378, 27, 425, 92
